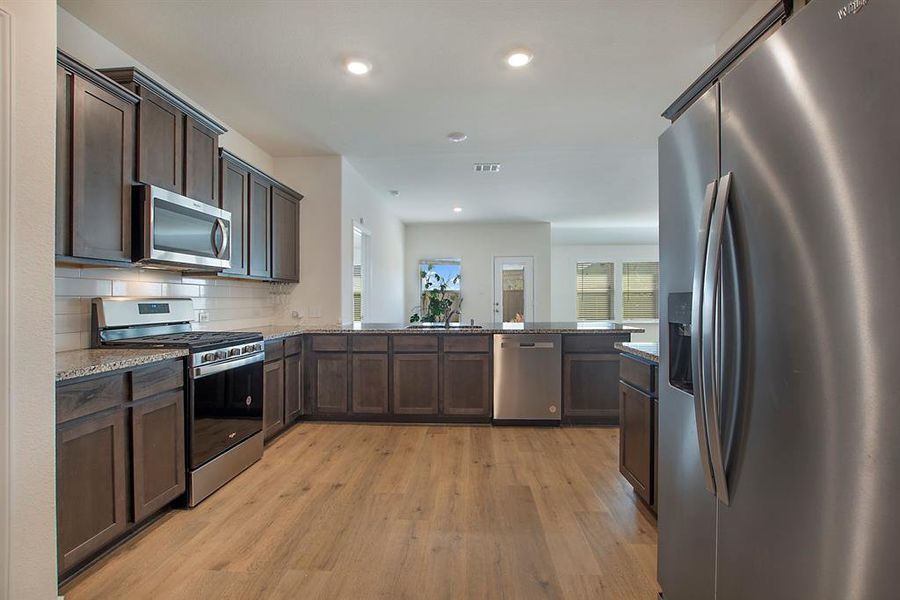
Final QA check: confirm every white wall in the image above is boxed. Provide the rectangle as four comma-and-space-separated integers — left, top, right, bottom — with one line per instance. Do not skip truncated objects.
550, 244, 659, 342
714, 0, 778, 56
57, 7, 274, 172
340, 159, 405, 323
404, 223, 552, 324
274, 156, 343, 324
2, 0, 58, 597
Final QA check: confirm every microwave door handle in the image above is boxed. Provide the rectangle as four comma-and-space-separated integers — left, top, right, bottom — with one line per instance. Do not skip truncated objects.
691, 179, 718, 496
703, 172, 733, 506
211, 218, 228, 259
216, 218, 228, 258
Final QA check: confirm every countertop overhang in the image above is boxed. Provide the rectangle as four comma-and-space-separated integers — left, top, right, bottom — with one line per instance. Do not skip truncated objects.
614, 342, 659, 364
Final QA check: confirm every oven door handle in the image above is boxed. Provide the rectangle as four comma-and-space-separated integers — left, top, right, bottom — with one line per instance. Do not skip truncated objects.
192, 352, 264, 379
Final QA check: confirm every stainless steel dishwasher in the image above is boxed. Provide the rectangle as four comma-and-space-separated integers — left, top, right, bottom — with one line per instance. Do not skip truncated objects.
492, 333, 561, 423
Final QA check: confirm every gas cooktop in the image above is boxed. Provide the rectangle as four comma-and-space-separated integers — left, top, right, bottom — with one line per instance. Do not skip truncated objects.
103, 330, 262, 352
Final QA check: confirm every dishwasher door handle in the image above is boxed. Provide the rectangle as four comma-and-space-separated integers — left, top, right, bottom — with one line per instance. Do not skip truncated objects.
502, 342, 556, 349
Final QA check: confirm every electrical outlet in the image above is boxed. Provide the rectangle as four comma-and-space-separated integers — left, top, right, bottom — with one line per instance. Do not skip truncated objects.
291, 310, 301, 320
198, 310, 209, 323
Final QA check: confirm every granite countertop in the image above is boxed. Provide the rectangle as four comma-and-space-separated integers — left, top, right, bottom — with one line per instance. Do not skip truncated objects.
614, 342, 659, 364
56, 347, 189, 382
57, 322, 645, 382
248, 322, 645, 339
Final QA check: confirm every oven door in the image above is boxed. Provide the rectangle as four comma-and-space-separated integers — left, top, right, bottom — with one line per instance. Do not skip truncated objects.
136, 184, 232, 270
189, 354, 263, 470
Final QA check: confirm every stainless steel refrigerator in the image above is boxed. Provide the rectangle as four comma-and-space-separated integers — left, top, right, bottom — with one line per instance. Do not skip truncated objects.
658, 0, 900, 598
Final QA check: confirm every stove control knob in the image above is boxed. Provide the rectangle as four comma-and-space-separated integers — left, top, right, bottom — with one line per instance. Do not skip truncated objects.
215, 350, 227, 360
202, 352, 216, 363
229, 348, 241, 357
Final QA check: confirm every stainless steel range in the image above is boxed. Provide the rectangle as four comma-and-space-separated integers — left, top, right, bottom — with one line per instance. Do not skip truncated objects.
92, 297, 264, 506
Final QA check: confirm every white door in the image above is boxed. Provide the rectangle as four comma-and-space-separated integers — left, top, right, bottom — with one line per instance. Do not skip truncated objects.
493, 257, 534, 324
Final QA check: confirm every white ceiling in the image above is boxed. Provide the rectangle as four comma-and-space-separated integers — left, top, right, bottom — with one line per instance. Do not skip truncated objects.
60, 0, 759, 243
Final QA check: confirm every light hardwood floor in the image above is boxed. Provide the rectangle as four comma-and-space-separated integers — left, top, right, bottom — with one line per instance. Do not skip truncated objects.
62, 424, 659, 600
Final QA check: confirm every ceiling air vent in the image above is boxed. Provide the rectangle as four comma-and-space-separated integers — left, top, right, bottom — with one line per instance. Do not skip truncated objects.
473, 163, 501, 173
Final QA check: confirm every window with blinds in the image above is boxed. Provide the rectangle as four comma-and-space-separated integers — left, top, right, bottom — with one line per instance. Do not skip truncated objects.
576, 262, 614, 321
622, 261, 659, 320
352, 264, 363, 322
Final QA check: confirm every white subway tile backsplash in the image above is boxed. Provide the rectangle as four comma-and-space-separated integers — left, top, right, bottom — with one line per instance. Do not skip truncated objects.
112, 280, 164, 297
56, 277, 113, 297
55, 265, 285, 350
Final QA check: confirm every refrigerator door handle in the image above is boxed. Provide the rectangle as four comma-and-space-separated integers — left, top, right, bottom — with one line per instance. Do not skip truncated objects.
691, 179, 719, 495
702, 172, 733, 505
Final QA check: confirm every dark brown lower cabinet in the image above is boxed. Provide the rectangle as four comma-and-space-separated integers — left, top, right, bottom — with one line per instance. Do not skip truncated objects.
57, 360, 187, 579
311, 352, 349, 414
618, 381, 653, 504
392, 354, 439, 415
352, 353, 389, 414
562, 353, 621, 423
131, 390, 185, 523
264, 359, 285, 440
284, 351, 302, 422
442, 353, 491, 416
56, 408, 128, 574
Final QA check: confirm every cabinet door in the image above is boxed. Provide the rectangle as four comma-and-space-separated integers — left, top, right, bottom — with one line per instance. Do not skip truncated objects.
563, 353, 621, 422
271, 186, 299, 282
442, 353, 491, 416
220, 156, 250, 276
57, 409, 128, 574
392, 354, 439, 415
248, 174, 271, 279
311, 352, 349, 414
264, 360, 285, 440
137, 89, 183, 194
284, 352, 302, 422
131, 390, 186, 523
618, 382, 652, 504
352, 354, 389, 414
56, 66, 73, 255
184, 116, 218, 206
71, 75, 134, 262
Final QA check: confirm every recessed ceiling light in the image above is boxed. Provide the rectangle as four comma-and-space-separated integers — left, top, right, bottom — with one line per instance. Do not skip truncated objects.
453, 207, 463, 213
344, 58, 372, 75
389, 190, 400, 197
447, 131, 467, 143
506, 49, 533, 68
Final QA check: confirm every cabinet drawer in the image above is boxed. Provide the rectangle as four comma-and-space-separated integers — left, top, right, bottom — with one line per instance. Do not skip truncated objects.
620, 354, 656, 395
352, 335, 388, 353
265, 340, 284, 362
563, 334, 627, 354
312, 335, 348, 352
393, 335, 438, 353
284, 336, 302, 356
57, 372, 129, 425
132, 359, 184, 401
443, 335, 491, 353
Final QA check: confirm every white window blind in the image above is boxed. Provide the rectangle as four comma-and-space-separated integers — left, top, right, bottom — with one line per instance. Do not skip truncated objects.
622, 261, 659, 320
576, 262, 614, 321
352, 264, 363, 322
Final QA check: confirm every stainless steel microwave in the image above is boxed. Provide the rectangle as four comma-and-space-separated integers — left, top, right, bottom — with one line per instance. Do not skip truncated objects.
133, 184, 231, 270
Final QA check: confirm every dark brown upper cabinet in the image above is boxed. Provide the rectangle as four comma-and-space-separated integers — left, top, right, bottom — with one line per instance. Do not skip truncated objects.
99, 66, 226, 206
184, 116, 219, 206
219, 150, 250, 276
271, 185, 301, 282
248, 172, 272, 279
56, 51, 138, 265
217, 150, 303, 283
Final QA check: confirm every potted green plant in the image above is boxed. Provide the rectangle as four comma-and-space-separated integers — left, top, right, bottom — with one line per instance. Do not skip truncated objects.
409, 264, 462, 326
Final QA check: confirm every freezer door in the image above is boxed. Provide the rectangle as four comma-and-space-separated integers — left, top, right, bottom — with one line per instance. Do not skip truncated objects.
657, 85, 719, 600
716, 0, 900, 598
